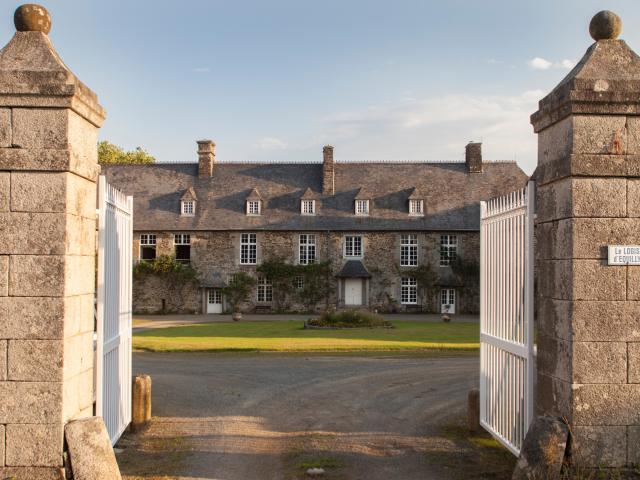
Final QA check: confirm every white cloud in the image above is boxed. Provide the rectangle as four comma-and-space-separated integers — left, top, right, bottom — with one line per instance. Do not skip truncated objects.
318, 90, 544, 174
528, 57, 553, 70
528, 57, 576, 70
193, 67, 211, 73
256, 136, 288, 150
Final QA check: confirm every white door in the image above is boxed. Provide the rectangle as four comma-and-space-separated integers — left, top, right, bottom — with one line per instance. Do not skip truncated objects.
207, 289, 223, 314
441, 288, 456, 314
345, 279, 362, 306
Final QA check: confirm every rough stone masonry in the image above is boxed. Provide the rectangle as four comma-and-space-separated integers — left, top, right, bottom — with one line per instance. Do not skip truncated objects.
0, 4, 105, 479
532, 10, 640, 469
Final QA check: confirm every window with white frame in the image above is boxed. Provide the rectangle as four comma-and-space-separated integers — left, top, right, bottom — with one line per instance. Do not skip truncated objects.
344, 235, 363, 258
440, 234, 458, 266
301, 200, 315, 215
174, 234, 191, 264
400, 234, 418, 267
355, 199, 369, 216
409, 199, 424, 215
299, 234, 316, 265
401, 277, 418, 304
181, 201, 195, 216
246, 200, 261, 215
240, 233, 257, 265
257, 276, 273, 302
294, 275, 304, 290
140, 234, 157, 261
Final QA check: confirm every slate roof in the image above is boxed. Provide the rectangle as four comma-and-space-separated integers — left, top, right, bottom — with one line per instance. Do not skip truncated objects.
102, 160, 527, 232
337, 260, 372, 278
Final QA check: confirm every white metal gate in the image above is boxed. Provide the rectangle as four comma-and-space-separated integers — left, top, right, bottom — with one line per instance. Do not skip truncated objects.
96, 175, 133, 445
479, 181, 535, 456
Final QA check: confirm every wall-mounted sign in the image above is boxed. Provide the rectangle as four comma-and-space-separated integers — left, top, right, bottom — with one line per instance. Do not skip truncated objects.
608, 245, 640, 265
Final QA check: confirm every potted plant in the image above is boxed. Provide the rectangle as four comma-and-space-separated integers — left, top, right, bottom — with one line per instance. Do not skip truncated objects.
222, 272, 256, 321
442, 304, 451, 323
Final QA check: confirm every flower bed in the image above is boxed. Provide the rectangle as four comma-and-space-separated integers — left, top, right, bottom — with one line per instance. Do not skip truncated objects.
305, 309, 393, 329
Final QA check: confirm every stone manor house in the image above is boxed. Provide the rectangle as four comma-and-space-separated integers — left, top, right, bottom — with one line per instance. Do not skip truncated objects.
104, 142, 526, 314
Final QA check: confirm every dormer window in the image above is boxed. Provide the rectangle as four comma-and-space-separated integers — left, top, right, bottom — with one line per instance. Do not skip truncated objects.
181, 200, 195, 216
301, 199, 316, 215
247, 200, 261, 215
355, 199, 369, 216
409, 199, 424, 216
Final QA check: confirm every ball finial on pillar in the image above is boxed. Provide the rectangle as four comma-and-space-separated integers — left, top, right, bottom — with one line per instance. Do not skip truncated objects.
14, 4, 51, 34
589, 10, 622, 41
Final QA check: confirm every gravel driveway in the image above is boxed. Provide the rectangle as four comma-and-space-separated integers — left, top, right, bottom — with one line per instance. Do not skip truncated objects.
117, 353, 481, 480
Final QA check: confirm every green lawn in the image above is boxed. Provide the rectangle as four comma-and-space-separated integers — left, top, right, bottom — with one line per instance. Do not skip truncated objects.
133, 320, 479, 352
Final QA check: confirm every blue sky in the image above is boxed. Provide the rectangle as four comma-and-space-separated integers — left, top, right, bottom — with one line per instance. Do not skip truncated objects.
2, 1, 639, 173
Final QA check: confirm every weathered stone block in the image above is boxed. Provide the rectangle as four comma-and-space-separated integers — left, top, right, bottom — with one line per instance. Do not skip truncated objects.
66, 215, 96, 256
0, 340, 6, 381
63, 294, 95, 338
0, 297, 64, 339
5, 424, 63, 467
63, 369, 94, 422
537, 178, 626, 222
573, 342, 627, 384
10, 172, 66, 212
68, 109, 99, 167
628, 267, 640, 300
65, 417, 122, 480
627, 179, 640, 217
63, 332, 93, 380
8, 340, 63, 382
536, 374, 572, 420
629, 426, 640, 465
0, 255, 7, 296
0, 212, 66, 255
572, 115, 628, 156
0, 171, 8, 211
573, 384, 640, 425
11, 108, 69, 150
0, 424, 4, 468
571, 177, 626, 217
627, 116, 640, 155
573, 218, 640, 259
67, 173, 98, 219
537, 115, 572, 166
572, 260, 626, 301
629, 343, 640, 383
512, 416, 568, 480
571, 425, 627, 468
0, 467, 64, 479
64, 255, 95, 296
537, 334, 571, 382
572, 301, 640, 342
0, 381, 62, 423
537, 298, 571, 340
0, 108, 10, 147
9, 255, 64, 296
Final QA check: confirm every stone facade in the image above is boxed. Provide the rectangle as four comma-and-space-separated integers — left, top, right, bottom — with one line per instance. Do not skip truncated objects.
0, 5, 104, 477
532, 16, 640, 469
131, 229, 480, 315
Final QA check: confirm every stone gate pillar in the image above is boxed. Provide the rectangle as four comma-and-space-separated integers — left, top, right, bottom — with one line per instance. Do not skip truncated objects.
0, 5, 105, 478
532, 11, 640, 468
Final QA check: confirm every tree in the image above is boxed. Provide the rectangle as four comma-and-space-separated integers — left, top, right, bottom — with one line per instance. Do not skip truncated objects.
98, 141, 155, 165
257, 258, 297, 311
296, 262, 332, 311
404, 262, 438, 311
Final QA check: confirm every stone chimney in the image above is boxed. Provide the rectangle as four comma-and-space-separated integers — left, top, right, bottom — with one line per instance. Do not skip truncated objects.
322, 145, 335, 195
465, 142, 482, 173
197, 140, 215, 177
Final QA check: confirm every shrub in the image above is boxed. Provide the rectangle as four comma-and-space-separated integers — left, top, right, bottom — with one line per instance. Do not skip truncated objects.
222, 272, 257, 313
308, 309, 392, 328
